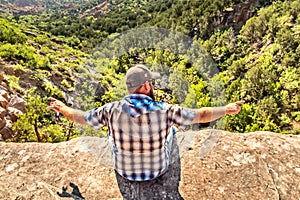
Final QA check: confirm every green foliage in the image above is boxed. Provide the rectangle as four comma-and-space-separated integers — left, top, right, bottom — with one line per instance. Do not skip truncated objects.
79, 125, 107, 138
147, 0, 245, 38
168, 70, 189, 104
0, 43, 51, 69
220, 0, 300, 134
4, 74, 23, 93
0, 18, 26, 44
40, 124, 65, 142
61, 79, 74, 91
2, 0, 300, 138
12, 0, 177, 52
201, 28, 236, 67
226, 103, 257, 132
13, 88, 51, 142
182, 81, 211, 108
13, 88, 80, 142
42, 81, 65, 99
292, 112, 300, 122
101, 78, 127, 103
30, 69, 51, 81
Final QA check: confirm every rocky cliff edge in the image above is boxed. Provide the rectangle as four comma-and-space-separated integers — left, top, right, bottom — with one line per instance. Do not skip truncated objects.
0, 129, 299, 200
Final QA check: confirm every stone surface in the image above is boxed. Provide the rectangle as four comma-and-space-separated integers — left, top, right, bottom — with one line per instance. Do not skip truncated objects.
180, 130, 300, 200
7, 107, 23, 122
0, 95, 8, 109
8, 95, 25, 112
0, 119, 5, 131
0, 120, 13, 140
0, 130, 299, 200
0, 72, 3, 83
0, 88, 9, 101
0, 92, 25, 140
0, 106, 6, 119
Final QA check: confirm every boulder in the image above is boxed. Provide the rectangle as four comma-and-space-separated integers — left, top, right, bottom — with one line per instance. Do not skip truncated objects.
0, 106, 6, 119
8, 95, 25, 112
0, 120, 13, 140
0, 95, 8, 109
0, 130, 299, 200
0, 72, 3, 83
7, 107, 23, 122
0, 88, 9, 101
0, 118, 5, 131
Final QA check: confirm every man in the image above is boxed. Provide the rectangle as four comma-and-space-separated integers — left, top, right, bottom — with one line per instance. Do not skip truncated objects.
48, 64, 244, 199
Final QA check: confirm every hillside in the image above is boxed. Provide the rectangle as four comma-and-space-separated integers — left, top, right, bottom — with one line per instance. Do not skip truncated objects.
0, 0, 104, 15
0, 0, 172, 18
0, 130, 299, 199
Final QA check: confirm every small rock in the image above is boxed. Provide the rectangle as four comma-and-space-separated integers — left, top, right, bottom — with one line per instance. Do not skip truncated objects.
5, 163, 18, 172
0, 106, 6, 119
7, 107, 23, 122
18, 150, 26, 155
218, 186, 225, 193
261, 154, 267, 159
0, 127, 13, 140
0, 88, 9, 101
21, 155, 30, 162
0, 72, 3, 83
0, 120, 13, 140
5, 119, 13, 129
8, 95, 25, 112
232, 161, 241, 167
0, 119, 6, 131
0, 95, 8, 108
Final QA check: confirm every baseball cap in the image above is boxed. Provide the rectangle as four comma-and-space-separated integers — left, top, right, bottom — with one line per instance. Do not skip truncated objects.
126, 64, 160, 93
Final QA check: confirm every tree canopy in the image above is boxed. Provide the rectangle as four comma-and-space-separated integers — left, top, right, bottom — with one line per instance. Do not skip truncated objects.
0, 0, 299, 143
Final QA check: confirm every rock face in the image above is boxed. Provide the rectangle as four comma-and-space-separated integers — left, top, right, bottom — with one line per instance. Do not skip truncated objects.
0, 130, 299, 200
197, 0, 273, 38
0, 87, 24, 140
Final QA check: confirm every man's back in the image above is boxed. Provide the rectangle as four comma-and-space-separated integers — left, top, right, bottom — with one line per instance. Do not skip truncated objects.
84, 94, 195, 181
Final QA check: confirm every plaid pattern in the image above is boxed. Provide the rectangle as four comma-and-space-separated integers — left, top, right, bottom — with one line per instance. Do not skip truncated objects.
84, 94, 195, 181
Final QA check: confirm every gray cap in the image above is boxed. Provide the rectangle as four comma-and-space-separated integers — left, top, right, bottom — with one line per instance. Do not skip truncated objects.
126, 64, 160, 93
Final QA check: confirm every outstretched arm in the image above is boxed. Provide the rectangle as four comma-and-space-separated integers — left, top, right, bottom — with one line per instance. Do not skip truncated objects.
47, 97, 88, 125
192, 101, 244, 124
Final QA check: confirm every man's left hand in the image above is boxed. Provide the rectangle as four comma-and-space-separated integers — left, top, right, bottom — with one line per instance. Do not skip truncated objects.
225, 101, 245, 115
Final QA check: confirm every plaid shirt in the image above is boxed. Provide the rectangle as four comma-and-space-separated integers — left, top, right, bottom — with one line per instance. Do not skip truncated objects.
84, 94, 195, 181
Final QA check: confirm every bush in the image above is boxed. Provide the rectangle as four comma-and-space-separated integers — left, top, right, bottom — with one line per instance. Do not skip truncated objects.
0, 43, 50, 69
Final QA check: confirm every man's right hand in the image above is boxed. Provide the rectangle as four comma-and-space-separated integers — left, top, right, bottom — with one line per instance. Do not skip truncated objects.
48, 97, 66, 113
48, 97, 87, 125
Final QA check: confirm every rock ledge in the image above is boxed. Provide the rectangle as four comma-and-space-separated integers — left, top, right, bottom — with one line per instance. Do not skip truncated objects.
0, 130, 299, 200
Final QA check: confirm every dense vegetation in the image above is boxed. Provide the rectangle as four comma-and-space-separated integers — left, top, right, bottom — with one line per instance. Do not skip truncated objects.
204, 1, 300, 133
0, 0, 299, 142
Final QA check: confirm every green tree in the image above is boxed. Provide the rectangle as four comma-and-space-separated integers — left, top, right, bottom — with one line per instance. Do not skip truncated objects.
0, 18, 26, 44
13, 88, 79, 142
182, 81, 211, 108
13, 88, 50, 142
